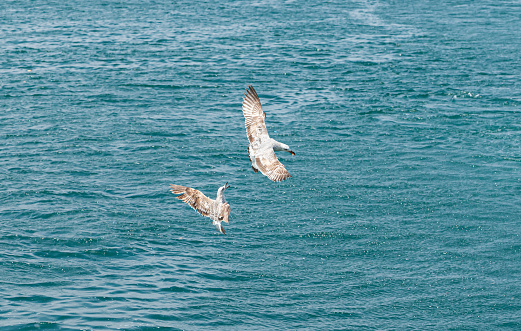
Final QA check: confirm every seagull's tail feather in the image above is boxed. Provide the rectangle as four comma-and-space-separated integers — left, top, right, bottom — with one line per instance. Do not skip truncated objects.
214, 222, 225, 234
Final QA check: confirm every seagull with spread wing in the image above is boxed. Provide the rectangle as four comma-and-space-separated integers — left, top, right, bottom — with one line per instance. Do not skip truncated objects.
170, 183, 231, 234
241, 85, 295, 182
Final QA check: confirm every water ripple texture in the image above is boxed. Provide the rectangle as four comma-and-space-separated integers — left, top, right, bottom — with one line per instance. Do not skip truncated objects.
1, 0, 521, 329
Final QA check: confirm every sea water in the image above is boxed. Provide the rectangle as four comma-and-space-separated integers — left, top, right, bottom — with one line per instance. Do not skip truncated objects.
1, 0, 521, 329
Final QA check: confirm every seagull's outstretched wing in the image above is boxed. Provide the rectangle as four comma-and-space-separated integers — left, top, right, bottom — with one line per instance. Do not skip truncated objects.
170, 184, 213, 217
255, 149, 292, 182
242, 85, 270, 144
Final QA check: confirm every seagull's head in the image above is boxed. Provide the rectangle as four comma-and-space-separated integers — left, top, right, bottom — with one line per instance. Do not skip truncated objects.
279, 143, 295, 156
219, 182, 230, 193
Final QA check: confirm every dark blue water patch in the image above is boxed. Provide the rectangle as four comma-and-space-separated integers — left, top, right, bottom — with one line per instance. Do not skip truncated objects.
6, 295, 57, 303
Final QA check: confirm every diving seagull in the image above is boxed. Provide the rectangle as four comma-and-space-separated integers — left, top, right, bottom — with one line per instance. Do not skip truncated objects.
170, 183, 231, 234
241, 85, 295, 182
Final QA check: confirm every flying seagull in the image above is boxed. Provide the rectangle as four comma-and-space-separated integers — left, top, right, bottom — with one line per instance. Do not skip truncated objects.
170, 183, 231, 234
241, 85, 295, 182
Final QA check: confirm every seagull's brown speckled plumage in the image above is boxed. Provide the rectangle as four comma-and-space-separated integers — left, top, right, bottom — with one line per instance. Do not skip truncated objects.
242, 86, 295, 182
170, 183, 230, 234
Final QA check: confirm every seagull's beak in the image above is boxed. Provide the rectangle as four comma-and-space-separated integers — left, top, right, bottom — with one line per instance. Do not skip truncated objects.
224, 182, 230, 190
290, 151, 296, 156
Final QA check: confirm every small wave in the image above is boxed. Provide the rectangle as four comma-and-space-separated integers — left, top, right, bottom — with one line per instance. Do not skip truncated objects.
6, 295, 57, 303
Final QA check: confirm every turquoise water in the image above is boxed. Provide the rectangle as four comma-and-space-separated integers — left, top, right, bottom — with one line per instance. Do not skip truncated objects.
2, 0, 521, 329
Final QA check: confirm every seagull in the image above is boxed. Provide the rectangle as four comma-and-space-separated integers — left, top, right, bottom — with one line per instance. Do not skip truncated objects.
170, 183, 231, 234
241, 85, 295, 182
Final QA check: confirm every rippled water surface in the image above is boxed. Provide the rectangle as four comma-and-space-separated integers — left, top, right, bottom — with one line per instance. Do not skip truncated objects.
2, 0, 521, 329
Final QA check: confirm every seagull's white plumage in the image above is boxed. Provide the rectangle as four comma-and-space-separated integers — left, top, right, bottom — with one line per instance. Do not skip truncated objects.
242, 85, 295, 182
170, 183, 231, 234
